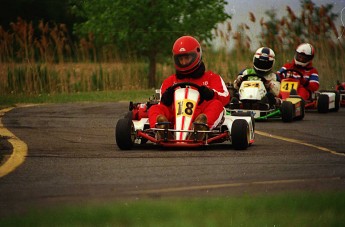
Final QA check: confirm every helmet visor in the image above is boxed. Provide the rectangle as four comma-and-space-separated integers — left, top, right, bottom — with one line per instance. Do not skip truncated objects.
253, 58, 273, 72
295, 52, 313, 63
174, 53, 197, 69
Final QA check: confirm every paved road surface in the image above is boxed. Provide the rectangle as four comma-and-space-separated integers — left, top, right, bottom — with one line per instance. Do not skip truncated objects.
0, 102, 344, 217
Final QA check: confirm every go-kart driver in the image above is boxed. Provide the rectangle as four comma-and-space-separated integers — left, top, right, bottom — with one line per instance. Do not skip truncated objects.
148, 35, 230, 136
277, 43, 319, 100
233, 47, 281, 107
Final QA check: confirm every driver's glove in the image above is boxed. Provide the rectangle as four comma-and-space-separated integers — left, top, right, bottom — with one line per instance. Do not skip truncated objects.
160, 87, 174, 106
198, 86, 215, 101
234, 75, 243, 88
301, 77, 309, 87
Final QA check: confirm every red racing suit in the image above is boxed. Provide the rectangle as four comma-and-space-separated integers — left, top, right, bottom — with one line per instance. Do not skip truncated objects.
148, 71, 230, 129
277, 60, 319, 100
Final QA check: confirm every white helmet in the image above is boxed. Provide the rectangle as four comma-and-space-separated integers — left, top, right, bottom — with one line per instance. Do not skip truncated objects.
253, 47, 275, 75
294, 43, 314, 67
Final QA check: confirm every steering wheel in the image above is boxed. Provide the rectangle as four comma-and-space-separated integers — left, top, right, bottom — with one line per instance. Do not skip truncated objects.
168, 82, 206, 103
280, 69, 305, 84
169, 82, 201, 90
241, 73, 267, 83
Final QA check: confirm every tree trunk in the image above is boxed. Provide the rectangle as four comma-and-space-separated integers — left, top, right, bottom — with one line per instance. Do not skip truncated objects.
148, 53, 157, 89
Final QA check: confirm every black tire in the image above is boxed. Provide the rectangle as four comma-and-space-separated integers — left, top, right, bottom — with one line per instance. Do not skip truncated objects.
231, 119, 249, 150
281, 101, 294, 122
294, 99, 305, 121
115, 118, 135, 150
317, 94, 329, 113
124, 111, 132, 119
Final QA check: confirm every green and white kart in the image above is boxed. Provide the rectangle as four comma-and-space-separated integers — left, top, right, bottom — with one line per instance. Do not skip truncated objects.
228, 73, 304, 122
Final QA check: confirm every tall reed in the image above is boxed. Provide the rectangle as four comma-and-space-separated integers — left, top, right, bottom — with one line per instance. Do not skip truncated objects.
215, 2, 345, 89
0, 1, 344, 95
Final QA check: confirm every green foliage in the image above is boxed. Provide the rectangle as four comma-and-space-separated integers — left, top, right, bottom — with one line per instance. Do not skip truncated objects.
6, 64, 52, 93
0, 90, 155, 108
91, 65, 104, 91
71, 0, 230, 55
0, 0, 74, 30
70, 0, 231, 87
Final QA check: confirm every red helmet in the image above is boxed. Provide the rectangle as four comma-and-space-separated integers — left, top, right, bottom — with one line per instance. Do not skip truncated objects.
172, 36, 202, 73
294, 43, 315, 67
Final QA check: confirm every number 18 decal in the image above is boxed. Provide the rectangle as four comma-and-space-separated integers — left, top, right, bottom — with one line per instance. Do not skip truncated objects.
176, 100, 196, 117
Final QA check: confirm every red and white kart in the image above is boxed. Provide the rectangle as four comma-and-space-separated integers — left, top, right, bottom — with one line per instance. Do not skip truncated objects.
115, 82, 255, 150
279, 69, 340, 113
335, 81, 345, 107
278, 69, 306, 122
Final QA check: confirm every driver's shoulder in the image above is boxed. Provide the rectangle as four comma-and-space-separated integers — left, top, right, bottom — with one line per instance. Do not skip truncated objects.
280, 62, 293, 70
204, 70, 221, 78
264, 72, 278, 80
241, 68, 256, 75
163, 74, 179, 86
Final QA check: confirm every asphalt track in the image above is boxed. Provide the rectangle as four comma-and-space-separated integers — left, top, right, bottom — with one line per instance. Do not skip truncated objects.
0, 102, 344, 217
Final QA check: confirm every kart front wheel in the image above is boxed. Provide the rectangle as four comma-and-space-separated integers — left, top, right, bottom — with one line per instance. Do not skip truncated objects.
231, 111, 255, 131
231, 119, 249, 150
281, 101, 293, 122
115, 117, 135, 150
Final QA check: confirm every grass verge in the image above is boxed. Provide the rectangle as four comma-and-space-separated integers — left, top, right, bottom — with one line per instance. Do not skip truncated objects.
0, 90, 156, 108
2, 192, 345, 226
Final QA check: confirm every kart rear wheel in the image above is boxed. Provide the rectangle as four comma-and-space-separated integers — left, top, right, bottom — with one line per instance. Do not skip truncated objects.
317, 94, 329, 113
231, 119, 249, 150
333, 91, 340, 112
294, 99, 305, 121
281, 101, 293, 122
115, 117, 135, 150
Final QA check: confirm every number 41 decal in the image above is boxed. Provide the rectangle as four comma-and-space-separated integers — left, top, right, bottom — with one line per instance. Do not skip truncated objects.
281, 81, 298, 92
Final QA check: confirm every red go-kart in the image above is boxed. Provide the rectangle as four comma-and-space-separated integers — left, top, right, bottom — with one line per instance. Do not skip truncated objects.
279, 69, 340, 114
115, 82, 255, 150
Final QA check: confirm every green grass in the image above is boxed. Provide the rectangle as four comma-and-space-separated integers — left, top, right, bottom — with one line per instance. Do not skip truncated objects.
0, 90, 156, 108
2, 192, 345, 226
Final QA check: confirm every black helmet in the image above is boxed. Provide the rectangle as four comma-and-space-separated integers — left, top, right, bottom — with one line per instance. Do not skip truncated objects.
253, 47, 275, 75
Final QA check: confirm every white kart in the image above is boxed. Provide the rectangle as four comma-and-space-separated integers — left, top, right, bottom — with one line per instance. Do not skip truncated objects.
228, 74, 295, 121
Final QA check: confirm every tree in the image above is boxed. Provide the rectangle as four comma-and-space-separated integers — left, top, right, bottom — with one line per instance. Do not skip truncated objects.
0, 0, 76, 30
70, 0, 231, 88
